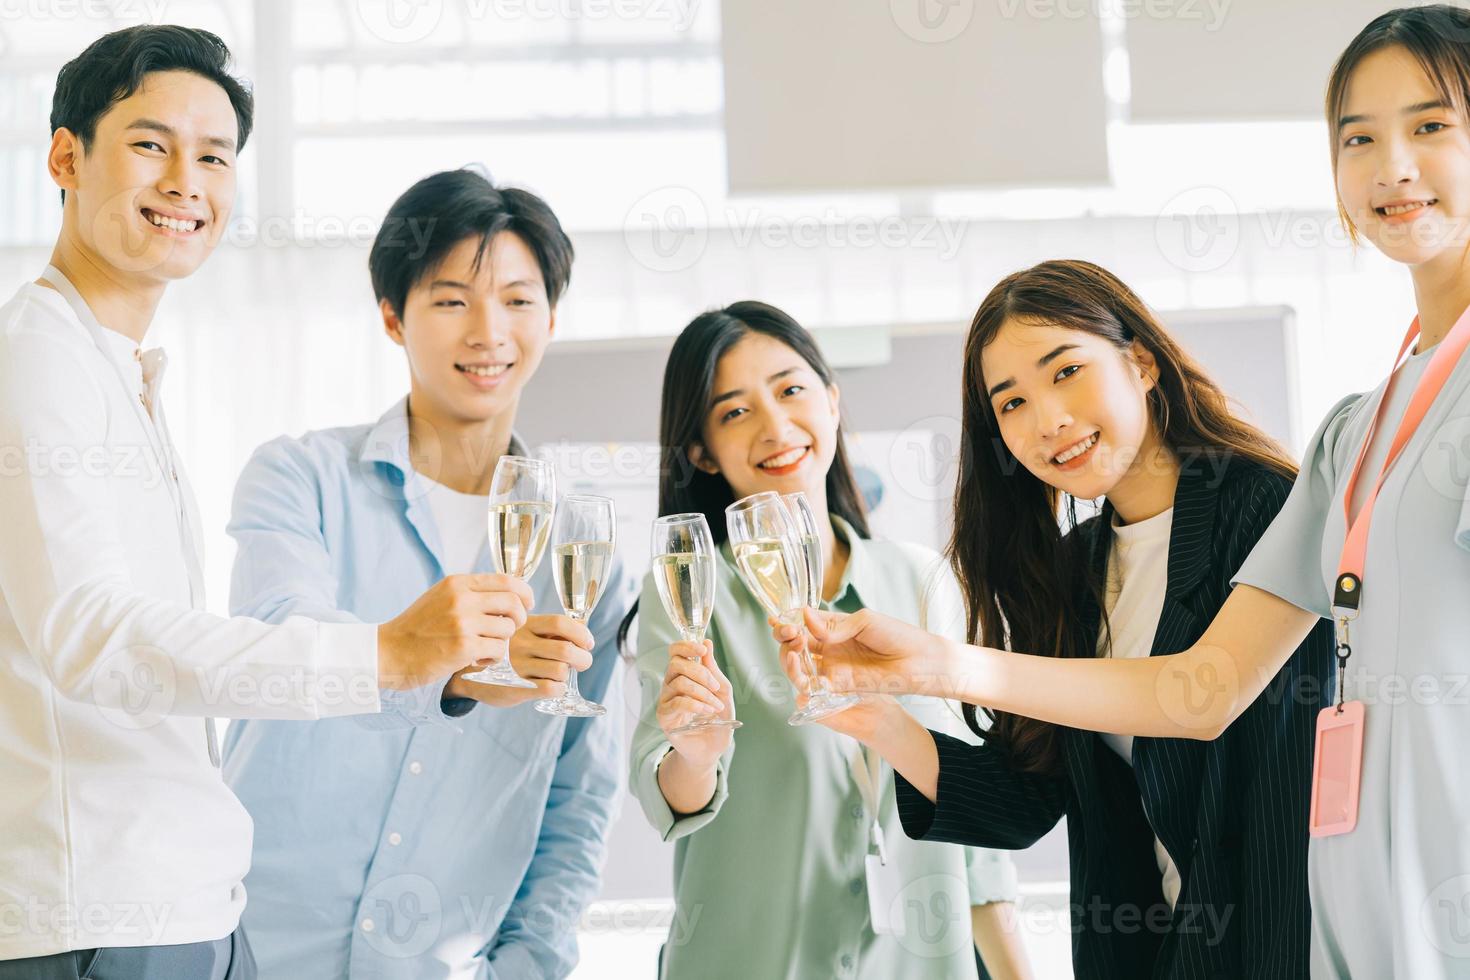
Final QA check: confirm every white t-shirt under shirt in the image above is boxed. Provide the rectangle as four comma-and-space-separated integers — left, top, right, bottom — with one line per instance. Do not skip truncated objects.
1097, 505, 1182, 910
423, 479, 491, 575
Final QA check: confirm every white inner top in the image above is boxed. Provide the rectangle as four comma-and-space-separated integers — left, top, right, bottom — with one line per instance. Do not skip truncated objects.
423, 479, 491, 575
1098, 505, 1182, 910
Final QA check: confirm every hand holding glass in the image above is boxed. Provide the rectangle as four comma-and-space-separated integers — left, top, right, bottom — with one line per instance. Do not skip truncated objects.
463, 456, 553, 687
652, 513, 742, 736
536, 494, 614, 717
725, 491, 859, 725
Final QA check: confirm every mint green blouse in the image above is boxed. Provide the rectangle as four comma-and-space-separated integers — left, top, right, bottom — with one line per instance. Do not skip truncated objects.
628, 518, 1019, 979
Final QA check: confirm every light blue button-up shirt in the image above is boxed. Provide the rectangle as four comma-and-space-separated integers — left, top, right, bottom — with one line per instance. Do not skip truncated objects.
221, 398, 632, 980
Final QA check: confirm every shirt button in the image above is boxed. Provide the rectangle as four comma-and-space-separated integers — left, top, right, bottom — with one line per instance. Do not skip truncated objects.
388, 832, 402, 846
841, 954, 854, 970
409, 761, 423, 775
360, 918, 375, 933
850, 805, 863, 819
849, 878, 863, 896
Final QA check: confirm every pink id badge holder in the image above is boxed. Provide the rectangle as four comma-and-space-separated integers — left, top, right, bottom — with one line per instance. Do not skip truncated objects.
1311, 543, 1370, 838
1309, 613, 1365, 838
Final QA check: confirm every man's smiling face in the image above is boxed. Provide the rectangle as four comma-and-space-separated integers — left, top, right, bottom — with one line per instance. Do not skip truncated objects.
58, 69, 238, 284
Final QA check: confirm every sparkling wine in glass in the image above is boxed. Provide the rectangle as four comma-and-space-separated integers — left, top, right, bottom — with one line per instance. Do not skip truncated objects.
463, 456, 554, 687
725, 491, 859, 726
536, 494, 615, 717
651, 513, 741, 736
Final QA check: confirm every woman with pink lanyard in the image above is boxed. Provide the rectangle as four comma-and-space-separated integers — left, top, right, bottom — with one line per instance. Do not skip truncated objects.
770, 7, 1470, 976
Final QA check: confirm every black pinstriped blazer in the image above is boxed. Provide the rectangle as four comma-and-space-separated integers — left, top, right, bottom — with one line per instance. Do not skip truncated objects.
896, 456, 1334, 980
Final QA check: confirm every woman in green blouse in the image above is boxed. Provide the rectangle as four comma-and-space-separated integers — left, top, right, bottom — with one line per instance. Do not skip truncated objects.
621, 301, 1032, 979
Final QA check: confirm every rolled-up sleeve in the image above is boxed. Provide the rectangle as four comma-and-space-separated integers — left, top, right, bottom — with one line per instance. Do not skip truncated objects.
897, 731, 1068, 850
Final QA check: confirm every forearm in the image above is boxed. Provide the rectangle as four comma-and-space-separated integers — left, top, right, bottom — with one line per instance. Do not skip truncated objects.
972, 901, 1034, 980
657, 749, 720, 816
936, 641, 1241, 741
866, 708, 942, 802
923, 587, 1313, 741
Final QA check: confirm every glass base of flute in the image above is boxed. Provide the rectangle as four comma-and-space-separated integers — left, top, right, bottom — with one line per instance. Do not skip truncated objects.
535, 691, 606, 717
784, 609, 860, 727
668, 627, 743, 736
462, 658, 539, 688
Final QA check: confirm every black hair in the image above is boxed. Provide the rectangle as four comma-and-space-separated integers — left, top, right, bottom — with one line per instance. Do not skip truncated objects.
50, 25, 254, 203
368, 168, 574, 319
616, 300, 872, 655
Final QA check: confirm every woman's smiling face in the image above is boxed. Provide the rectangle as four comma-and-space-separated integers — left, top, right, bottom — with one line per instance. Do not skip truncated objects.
692, 331, 841, 502
1335, 45, 1470, 267
981, 317, 1161, 501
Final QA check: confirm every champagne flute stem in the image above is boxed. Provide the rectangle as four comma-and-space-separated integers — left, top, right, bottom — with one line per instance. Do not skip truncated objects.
565, 612, 587, 701
783, 609, 826, 691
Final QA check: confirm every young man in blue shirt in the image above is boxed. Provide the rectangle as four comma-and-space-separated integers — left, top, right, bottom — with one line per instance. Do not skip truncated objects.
222, 169, 632, 980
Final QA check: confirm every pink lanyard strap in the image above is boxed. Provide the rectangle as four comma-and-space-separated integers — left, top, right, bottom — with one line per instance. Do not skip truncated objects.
1334, 304, 1470, 614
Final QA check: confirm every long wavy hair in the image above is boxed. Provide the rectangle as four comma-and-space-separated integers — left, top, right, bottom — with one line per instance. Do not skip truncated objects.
953, 260, 1298, 773
617, 300, 871, 654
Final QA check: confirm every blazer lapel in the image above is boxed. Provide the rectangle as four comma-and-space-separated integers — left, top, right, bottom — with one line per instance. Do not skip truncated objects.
1061, 508, 1114, 794
1131, 458, 1221, 888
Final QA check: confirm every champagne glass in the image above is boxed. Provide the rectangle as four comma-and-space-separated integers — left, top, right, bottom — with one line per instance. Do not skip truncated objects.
651, 513, 742, 736
463, 456, 554, 687
536, 494, 614, 716
724, 491, 860, 726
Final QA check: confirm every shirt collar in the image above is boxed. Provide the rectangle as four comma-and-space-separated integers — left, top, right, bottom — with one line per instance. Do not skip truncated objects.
94, 313, 167, 406
827, 514, 877, 609
99, 323, 142, 362
359, 395, 529, 478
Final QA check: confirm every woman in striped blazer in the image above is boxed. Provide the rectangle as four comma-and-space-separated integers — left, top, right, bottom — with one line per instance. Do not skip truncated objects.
778, 260, 1334, 979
